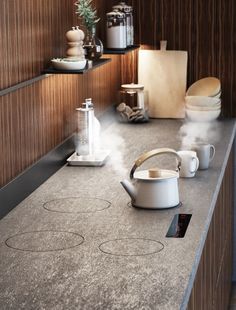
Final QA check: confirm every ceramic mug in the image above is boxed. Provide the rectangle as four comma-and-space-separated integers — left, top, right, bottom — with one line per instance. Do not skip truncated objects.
191, 143, 215, 170
177, 150, 199, 178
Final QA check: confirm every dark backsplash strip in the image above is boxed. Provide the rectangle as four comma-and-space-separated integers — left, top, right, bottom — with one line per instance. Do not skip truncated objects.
0, 136, 74, 220
0, 106, 116, 220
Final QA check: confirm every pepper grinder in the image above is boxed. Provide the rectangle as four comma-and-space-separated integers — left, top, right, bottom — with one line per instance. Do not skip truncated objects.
66, 26, 85, 60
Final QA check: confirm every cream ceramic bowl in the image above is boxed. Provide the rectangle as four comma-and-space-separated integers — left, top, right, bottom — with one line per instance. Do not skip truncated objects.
186, 103, 221, 111
185, 96, 221, 108
212, 91, 221, 99
185, 108, 221, 122
186, 77, 221, 97
51, 58, 87, 70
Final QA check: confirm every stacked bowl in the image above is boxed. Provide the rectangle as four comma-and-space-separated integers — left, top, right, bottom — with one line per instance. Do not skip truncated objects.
185, 77, 221, 122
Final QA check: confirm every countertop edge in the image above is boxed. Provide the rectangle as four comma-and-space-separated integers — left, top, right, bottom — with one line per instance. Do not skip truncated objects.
180, 120, 236, 310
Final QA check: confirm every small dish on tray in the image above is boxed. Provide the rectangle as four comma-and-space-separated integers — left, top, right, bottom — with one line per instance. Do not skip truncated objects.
67, 150, 110, 167
51, 58, 87, 70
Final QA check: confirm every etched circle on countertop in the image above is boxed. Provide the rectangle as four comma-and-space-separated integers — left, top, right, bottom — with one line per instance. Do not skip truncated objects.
99, 238, 164, 256
43, 197, 111, 214
5, 230, 84, 252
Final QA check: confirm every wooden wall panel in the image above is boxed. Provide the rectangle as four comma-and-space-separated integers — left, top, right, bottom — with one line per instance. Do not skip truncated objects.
0, 55, 121, 188
0, 0, 110, 89
0, 0, 121, 188
119, 0, 236, 117
187, 149, 234, 309
0, 0, 75, 89
1, 0, 235, 187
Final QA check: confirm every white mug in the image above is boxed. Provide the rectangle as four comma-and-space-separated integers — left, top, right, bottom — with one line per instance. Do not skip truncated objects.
191, 143, 215, 170
177, 150, 199, 178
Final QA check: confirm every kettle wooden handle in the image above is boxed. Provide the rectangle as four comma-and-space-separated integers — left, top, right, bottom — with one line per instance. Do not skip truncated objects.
130, 148, 182, 179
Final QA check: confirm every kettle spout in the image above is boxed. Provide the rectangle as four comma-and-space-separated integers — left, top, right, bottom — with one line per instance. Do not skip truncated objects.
120, 179, 137, 202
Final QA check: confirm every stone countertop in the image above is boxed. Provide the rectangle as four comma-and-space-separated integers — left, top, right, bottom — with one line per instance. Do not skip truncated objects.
0, 119, 235, 310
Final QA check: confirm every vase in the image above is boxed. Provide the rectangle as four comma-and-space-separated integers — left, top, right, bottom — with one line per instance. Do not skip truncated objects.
83, 26, 103, 60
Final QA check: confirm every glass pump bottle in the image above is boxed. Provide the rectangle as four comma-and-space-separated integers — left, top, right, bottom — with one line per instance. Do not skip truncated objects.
75, 98, 101, 156
76, 99, 94, 156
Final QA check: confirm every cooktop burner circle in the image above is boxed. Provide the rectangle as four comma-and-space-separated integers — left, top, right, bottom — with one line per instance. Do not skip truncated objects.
43, 197, 111, 214
98, 238, 164, 256
5, 230, 84, 252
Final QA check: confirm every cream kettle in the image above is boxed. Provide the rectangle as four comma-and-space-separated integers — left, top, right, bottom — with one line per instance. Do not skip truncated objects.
121, 148, 182, 209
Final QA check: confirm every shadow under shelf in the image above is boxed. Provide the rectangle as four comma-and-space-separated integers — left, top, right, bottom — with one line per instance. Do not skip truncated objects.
103, 45, 140, 55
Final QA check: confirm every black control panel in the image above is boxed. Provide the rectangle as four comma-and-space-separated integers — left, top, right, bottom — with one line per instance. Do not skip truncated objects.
166, 214, 192, 238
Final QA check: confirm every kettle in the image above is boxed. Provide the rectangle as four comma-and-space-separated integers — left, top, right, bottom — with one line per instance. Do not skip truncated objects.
121, 148, 182, 209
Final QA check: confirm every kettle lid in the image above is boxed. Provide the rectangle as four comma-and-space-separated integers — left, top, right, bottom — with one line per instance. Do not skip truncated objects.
134, 169, 179, 181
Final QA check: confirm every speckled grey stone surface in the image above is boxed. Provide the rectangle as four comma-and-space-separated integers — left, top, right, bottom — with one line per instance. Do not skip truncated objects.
0, 119, 235, 310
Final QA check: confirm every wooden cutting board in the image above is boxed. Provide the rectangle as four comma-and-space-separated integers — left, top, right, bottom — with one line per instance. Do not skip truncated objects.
138, 49, 188, 118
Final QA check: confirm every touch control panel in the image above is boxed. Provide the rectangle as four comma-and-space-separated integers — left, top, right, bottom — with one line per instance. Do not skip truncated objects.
166, 214, 192, 238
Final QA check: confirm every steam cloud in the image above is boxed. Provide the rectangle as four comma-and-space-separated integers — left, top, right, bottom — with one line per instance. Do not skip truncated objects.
178, 120, 221, 148
101, 128, 128, 177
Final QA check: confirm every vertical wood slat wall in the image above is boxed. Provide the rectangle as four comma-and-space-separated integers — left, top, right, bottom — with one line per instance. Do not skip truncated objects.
0, 0, 121, 188
187, 149, 234, 309
117, 0, 236, 117
1, 0, 236, 186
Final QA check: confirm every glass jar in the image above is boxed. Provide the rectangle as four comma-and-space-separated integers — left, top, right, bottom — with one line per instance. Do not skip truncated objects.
117, 83, 149, 122
120, 83, 147, 109
112, 2, 134, 46
83, 26, 103, 60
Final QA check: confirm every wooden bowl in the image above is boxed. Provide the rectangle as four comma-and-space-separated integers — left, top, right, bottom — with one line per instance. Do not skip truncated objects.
186, 77, 221, 97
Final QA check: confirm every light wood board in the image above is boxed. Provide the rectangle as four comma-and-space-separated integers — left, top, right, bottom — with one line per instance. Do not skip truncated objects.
138, 50, 188, 118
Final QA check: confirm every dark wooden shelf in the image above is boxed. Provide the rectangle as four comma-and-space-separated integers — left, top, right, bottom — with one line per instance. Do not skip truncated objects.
103, 45, 140, 55
42, 58, 111, 74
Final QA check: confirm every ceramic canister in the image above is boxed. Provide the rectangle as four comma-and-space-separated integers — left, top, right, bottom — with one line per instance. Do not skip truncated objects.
106, 9, 127, 49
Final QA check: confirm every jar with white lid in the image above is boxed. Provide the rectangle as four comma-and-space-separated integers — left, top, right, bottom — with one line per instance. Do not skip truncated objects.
117, 83, 149, 123
106, 9, 127, 49
120, 83, 147, 109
